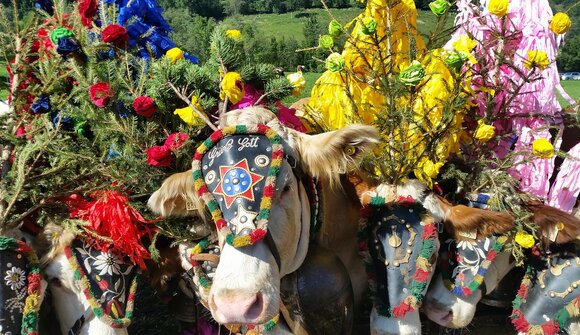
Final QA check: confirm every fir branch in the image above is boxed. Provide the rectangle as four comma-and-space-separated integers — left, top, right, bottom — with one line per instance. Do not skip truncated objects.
167, 81, 217, 131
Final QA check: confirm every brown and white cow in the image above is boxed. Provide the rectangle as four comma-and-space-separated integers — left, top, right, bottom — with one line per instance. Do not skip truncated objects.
148, 106, 378, 332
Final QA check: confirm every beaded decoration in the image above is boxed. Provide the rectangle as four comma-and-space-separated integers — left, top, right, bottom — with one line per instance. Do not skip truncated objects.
358, 195, 438, 319
0, 235, 42, 335
192, 124, 284, 248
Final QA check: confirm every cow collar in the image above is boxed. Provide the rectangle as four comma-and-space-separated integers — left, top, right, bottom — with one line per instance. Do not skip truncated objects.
358, 194, 439, 319
0, 235, 41, 335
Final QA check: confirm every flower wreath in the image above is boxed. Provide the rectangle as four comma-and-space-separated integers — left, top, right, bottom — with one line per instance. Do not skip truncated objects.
358, 195, 438, 318
0, 235, 42, 335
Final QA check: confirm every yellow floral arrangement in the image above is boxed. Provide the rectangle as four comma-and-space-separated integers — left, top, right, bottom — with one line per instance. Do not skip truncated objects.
307, 0, 467, 187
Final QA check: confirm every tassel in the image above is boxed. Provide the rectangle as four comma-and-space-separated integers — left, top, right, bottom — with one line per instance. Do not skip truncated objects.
414, 268, 430, 282
68, 190, 156, 269
541, 321, 559, 335
511, 312, 530, 332
392, 302, 414, 318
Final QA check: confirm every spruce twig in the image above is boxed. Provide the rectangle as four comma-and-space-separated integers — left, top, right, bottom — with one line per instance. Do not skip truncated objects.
167, 81, 218, 131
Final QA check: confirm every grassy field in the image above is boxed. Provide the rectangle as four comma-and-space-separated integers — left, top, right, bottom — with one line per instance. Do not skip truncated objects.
0, 65, 7, 100
560, 80, 580, 107
222, 8, 451, 43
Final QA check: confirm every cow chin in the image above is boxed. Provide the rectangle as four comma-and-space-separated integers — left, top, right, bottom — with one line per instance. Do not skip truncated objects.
424, 275, 481, 328
209, 242, 280, 325
370, 308, 421, 335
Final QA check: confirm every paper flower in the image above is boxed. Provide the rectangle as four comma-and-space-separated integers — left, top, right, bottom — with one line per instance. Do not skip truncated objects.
429, 0, 450, 16
550, 12, 571, 34
445, 51, 468, 69
524, 50, 549, 71
360, 17, 377, 35
166, 47, 184, 62
488, 0, 509, 17
56, 37, 81, 55
49, 27, 74, 44
226, 29, 242, 40
31, 95, 51, 114
399, 60, 425, 86
132, 96, 156, 118
89, 82, 114, 107
532, 138, 554, 158
146, 145, 173, 167
422, 159, 444, 179
173, 96, 206, 126
287, 71, 306, 96
328, 20, 342, 37
474, 120, 496, 142
325, 53, 345, 72
515, 232, 535, 248
164, 132, 189, 150
220, 72, 245, 104
102, 24, 129, 48
318, 35, 334, 49
78, 0, 97, 26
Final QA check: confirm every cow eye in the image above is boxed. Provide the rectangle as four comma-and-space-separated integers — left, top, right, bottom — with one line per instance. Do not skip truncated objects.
283, 184, 291, 192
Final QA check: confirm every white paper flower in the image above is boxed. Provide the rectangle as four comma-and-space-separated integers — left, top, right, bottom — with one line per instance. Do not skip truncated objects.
4, 266, 26, 291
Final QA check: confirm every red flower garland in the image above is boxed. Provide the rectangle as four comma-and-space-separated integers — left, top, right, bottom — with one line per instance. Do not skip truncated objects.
89, 82, 114, 107
102, 24, 129, 49
132, 96, 156, 118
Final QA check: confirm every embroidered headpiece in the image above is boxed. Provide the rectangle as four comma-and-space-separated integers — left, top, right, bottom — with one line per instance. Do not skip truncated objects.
359, 195, 439, 319
439, 233, 507, 297
65, 237, 139, 328
192, 124, 287, 248
0, 235, 41, 335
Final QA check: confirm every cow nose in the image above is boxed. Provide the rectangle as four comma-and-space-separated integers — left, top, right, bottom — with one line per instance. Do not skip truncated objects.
211, 292, 264, 323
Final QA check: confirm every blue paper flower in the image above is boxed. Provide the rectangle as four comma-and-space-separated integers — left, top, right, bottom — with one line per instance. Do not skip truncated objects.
56, 37, 81, 56
34, 0, 54, 15
96, 48, 116, 61
106, 144, 122, 160
50, 112, 74, 131
31, 95, 51, 114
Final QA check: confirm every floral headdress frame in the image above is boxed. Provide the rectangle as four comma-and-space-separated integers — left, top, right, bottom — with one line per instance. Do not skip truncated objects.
192, 124, 285, 248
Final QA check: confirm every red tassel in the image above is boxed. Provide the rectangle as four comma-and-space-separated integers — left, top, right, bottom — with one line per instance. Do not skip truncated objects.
68, 190, 156, 269
487, 250, 497, 260
517, 284, 529, 298
250, 229, 267, 244
414, 268, 430, 282
542, 321, 559, 335
263, 185, 274, 197
511, 312, 530, 332
462, 287, 472, 296
423, 224, 437, 237
392, 302, 414, 318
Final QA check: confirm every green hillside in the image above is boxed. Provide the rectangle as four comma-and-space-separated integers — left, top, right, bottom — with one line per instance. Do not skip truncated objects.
222, 8, 451, 43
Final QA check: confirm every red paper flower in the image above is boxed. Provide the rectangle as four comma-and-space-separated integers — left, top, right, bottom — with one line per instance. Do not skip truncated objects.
146, 145, 173, 167
132, 96, 156, 117
78, 0, 97, 27
102, 24, 129, 48
89, 82, 114, 107
164, 132, 189, 149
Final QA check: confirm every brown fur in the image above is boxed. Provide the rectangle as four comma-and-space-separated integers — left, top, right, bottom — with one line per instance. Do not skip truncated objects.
147, 170, 206, 218
145, 238, 181, 290
34, 223, 76, 267
434, 196, 515, 241
348, 172, 379, 205
525, 201, 580, 245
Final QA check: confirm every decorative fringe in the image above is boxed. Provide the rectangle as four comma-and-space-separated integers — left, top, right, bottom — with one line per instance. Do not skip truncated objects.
67, 190, 156, 269
392, 302, 414, 318
541, 322, 560, 335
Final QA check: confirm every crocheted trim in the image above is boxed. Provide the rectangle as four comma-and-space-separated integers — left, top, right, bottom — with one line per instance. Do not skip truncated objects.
358, 195, 438, 319
439, 235, 507, 297
511, 266, 580, 335
64, 244, 138, 328
0, 235, 42, 335
192, 124, 284, 248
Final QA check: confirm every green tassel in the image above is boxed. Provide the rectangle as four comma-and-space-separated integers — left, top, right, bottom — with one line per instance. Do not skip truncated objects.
419, 239, 436, 258
555, 309, 570, 327
236, 125, 247, 133
199, 275, 210, 288
0, 236, 17, 251
370, 196, 385, 206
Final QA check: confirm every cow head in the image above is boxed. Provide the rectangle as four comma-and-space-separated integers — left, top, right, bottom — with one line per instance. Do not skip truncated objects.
352, 178, 443, 335
148, 107, 378, 328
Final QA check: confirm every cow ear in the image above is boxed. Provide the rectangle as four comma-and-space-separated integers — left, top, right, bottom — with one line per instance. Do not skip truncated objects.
148, 170, 204, 218
525, 201, 580, 245
34, 224, 75, 267
430, 195, 514, 240
291, 125, 379, 186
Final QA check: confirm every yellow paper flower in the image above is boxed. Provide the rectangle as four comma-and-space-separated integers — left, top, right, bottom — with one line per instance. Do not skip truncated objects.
550, 12, 571, 35
287, 71, 306, 96
488, 0, 509, 17
524, 50, 550, 71
452, 35, 477, 64
515, 232, 535, 248
422, 159, 444, 179
474, 119, 495, 142
174, 96, 206, 126
532, 138, 554, 158
166, 47, 184, 62
226, 29, 242, 40
220, 72, 245, 104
